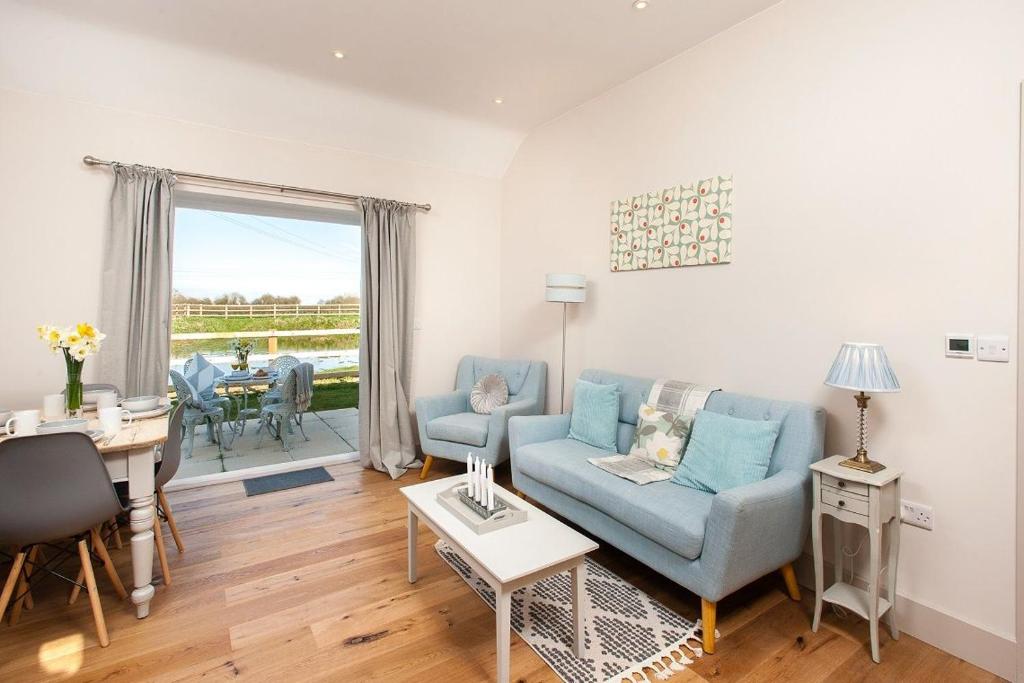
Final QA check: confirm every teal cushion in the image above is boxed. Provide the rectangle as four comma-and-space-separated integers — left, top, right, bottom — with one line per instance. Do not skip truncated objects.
426, 412, 490, 447
671, 410, 781, 493
568, 379, 620, 450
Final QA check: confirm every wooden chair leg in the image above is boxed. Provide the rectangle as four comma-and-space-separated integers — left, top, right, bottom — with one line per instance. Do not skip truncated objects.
9, 545, 39, 626
701, 598, 717, 654
153, 514, 172, 586
158, 488, 185, 553
77, 538, 109, 647
90, 528, 128, 599
0, 551, 26, 622
419, 455, 434, 480
69, 566, 85, 605
110, 517, 124, 550
780, 562, 801, 601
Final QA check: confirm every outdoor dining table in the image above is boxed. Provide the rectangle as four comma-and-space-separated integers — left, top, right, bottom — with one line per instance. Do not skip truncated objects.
216, 371, 278, 437
0, 408, 169, 619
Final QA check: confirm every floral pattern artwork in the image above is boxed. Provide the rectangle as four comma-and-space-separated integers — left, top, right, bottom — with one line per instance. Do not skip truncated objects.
610, 175, 732, 272
629, 404, 693, 471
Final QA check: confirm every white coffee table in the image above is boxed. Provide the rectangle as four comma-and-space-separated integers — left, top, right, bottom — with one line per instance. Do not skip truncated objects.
401, 475, 598, 683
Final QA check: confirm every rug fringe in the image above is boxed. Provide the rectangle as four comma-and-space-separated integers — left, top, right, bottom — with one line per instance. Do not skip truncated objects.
602, 620, 718, 683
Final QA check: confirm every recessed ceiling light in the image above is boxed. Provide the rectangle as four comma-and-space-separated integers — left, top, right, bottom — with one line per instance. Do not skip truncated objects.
332, 50, 346, 59
632, 0, 649, 8
493, 97, 504, 105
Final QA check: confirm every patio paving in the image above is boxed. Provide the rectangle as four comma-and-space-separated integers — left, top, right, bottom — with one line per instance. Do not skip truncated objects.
174, 408, 358, 481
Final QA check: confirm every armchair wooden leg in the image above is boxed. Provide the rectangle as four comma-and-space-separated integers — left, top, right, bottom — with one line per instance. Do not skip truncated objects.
419, 455, 434, 480
158, 489, 185, 553
515, 490, 526, 499
701, 598, 717, 654
780, 562, 801, 601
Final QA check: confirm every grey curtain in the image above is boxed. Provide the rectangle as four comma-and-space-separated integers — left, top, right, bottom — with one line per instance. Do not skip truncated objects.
99, 164, 176, 397
358, 198, 417, 479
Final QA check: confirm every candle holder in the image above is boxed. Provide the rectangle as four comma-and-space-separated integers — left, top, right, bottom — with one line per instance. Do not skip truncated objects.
456, 486, 507, 519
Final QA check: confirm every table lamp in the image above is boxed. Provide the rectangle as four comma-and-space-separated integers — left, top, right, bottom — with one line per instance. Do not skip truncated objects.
545, 273, 586, 413
824, 342, 900, 473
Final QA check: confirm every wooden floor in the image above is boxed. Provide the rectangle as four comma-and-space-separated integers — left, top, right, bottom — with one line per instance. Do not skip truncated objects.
0, 458, 1003, 682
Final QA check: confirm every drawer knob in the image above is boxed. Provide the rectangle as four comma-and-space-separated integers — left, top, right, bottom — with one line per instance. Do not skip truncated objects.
837, 481, 845, 488
838, 500, 846, 507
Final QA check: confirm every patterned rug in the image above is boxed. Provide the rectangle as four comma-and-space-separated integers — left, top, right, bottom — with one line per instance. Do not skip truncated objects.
435, 541, 714, 683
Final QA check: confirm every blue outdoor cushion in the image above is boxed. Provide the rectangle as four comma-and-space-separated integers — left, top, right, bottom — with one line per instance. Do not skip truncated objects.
426, 412, 490, 447
568, 379, 619, 450
672, 410, 781, 493
515, 438, 714, 559
184, 353, 223, 400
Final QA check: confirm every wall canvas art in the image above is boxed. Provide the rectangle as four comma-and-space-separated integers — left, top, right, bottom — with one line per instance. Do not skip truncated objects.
610, 175, 732, 272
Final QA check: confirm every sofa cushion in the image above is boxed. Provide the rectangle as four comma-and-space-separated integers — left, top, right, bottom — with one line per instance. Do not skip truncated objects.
426, 412, 489, 447
515, 438, 713, 559
568, 379, 620, 450
672, 410, 780, 493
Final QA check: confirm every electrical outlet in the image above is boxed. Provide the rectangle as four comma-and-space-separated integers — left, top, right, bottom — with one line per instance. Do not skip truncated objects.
901, 500, 933, 530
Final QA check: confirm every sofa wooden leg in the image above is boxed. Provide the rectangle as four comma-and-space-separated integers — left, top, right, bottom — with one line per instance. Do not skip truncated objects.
780, 562, 801, 601
701, 598, 716, 654
419, 455, 434, 480
515, 490, 526, 500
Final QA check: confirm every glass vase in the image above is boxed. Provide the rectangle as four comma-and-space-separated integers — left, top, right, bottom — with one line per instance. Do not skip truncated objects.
65, 358, 84, 417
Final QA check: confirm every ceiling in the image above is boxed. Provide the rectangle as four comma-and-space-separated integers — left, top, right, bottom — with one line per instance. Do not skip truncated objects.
24, 0, 780, 133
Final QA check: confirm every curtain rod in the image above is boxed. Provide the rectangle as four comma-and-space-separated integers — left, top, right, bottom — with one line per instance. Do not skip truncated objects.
82, 155, 431, 212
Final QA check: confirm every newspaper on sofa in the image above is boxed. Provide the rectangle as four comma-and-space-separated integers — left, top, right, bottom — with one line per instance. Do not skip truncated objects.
589, 379, 719, 485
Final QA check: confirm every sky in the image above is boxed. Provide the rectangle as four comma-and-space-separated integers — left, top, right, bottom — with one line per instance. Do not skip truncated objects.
173, 207, 360, 303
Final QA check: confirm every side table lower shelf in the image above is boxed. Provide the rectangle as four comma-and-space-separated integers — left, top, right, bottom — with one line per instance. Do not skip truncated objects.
821, 582, 892, 622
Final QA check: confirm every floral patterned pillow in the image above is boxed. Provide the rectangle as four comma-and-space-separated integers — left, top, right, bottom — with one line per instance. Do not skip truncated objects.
629, 404, 692, 471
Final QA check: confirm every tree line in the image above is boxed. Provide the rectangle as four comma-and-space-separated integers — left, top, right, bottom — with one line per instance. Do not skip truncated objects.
172, 291, 360, 305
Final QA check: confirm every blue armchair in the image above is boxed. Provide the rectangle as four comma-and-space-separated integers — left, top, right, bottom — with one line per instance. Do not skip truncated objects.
415, 356, 547, 478
509, 369, 825, 655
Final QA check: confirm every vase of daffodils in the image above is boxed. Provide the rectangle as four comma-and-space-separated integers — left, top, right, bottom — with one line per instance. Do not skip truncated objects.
38, 322, 106, 417
230, 337, 254, 372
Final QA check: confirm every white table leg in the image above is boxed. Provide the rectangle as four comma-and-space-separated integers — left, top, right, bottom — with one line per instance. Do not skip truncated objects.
868, 513, 882, 663
887, 521, 900, 639
495, 586, 511, 683
407, 507, 418, 584
127, 445, 156, 618
570, 562, 585, 657
811, 472, 824, 632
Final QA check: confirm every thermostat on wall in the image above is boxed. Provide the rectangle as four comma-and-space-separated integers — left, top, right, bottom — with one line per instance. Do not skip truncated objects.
945, 334, 975, 358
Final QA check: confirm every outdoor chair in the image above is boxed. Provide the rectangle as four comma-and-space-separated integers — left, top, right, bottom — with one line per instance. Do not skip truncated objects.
169, 370, 230, 457
256, 363, 314, 452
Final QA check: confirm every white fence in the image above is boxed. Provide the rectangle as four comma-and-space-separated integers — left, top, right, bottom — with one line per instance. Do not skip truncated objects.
172, 303, 359, 318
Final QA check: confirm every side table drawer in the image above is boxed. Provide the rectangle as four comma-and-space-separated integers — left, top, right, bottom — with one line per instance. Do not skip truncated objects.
822, 473, 869, 497
821, 487, 869, 516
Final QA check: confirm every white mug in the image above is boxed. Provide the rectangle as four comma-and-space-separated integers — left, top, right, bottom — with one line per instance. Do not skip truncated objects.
5, 409, 41, 436
99, 407, 133, 437
42, 393, 66, 420
95, 391, 118, 410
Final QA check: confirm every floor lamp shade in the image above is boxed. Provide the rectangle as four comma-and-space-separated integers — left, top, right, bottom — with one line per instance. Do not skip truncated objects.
545, 273, 586, 303
546, 273, 586, 413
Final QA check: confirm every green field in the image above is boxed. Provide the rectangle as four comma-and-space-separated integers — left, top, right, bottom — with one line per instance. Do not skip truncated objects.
171, 376, 359, 417
171, 315, 359, 356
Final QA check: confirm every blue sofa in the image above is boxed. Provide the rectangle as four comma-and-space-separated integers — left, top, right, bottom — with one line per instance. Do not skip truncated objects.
509, 369, 825, 653
416, 356, 547, 478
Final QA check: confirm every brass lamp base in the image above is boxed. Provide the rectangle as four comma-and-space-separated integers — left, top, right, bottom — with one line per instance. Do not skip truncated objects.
839, 454, 886, 474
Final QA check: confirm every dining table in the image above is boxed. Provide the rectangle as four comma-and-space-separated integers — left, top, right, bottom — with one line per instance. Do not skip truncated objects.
0, 408, 169, 619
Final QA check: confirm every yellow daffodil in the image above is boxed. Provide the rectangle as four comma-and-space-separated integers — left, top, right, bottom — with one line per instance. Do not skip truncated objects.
76, 322, 99, 339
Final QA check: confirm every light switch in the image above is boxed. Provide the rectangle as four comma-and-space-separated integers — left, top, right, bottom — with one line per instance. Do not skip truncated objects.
977, 335, 1009, 362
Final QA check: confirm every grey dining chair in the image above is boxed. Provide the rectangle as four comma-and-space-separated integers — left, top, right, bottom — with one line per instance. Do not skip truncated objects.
153, 404, 186, 585
0, 433, 129, 647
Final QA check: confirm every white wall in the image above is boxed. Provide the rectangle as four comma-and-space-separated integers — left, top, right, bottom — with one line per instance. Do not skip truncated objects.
0, 87, 502, 409
501, 0, 1022, 664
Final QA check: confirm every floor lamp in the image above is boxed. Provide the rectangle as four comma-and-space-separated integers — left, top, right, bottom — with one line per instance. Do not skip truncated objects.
545, 273, 586, 413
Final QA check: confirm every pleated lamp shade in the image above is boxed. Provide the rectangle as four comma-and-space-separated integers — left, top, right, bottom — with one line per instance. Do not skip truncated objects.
824, 342, 900, 393
545, 273, 586, 303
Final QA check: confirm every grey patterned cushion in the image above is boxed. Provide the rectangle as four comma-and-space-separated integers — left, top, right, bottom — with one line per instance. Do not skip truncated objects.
470, 373, 509, 415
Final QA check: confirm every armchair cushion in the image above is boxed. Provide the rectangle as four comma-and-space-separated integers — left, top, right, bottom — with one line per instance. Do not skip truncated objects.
515, 438, 713, 559
426, 412, 490, 447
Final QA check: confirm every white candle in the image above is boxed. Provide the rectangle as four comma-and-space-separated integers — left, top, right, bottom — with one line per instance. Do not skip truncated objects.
477, 459, 485, 504
467, 454, 474, 497
487, 465, 495, 510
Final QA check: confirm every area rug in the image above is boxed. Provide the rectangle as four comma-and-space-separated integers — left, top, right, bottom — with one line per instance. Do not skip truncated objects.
435, 541, 714, 683
241, 466, 334, 496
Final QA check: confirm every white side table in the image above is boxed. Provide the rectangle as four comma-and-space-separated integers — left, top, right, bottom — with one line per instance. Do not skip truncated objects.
810, 455, 902, 663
